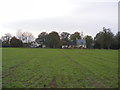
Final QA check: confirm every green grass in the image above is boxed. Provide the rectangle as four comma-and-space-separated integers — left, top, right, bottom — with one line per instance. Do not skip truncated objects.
2, 48, 118, 88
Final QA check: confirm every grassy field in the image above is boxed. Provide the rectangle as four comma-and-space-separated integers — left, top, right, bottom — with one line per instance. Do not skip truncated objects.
2, 48, 118, 88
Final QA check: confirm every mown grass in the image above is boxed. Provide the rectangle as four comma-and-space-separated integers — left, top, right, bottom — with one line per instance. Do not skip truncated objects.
2, 48, 118, 88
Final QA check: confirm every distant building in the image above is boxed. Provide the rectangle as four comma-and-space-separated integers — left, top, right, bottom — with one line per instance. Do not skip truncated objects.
62, 39, 86, 49
31, 41, 40, 48
76, 39, 86, 48
63, 41, 75, 48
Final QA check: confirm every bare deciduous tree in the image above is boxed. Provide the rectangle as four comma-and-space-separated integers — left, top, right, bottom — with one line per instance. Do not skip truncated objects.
16, 30, 34, 43
1, 33, 12, 44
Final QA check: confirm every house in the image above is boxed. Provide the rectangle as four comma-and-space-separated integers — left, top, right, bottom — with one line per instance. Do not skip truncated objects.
62, 41, 76, 48
62, 39, 86, 49
76, 39, 86, 48
30, 41, 40, 48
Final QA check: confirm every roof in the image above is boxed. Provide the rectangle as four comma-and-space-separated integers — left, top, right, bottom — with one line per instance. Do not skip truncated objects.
68, 41, 76, 45
76, 39, 86, 45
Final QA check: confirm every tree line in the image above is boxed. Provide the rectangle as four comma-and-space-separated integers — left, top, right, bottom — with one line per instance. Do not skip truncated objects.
0, 27, 120, 49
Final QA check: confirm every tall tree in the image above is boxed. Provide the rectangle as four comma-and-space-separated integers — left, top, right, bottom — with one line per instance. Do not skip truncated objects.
70, 32, 81, 41
61, 32, 70, 41
1, 33, 12, 47
103, 27, 114, 49
94, 27, 114, 49
22, 32, 34, 43
17, 31, 34, 43
94, 32, 104, 49
47, 31, 61, 48
110, 35, 118, 49
60, 32, 70, 45
115, 31, 120, 49
10, 36, 23, 47
35, 32, 48, 46
84, 35, 93, 49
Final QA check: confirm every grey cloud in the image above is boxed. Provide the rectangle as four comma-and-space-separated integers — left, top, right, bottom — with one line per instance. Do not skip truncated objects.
3, 2, 118, 38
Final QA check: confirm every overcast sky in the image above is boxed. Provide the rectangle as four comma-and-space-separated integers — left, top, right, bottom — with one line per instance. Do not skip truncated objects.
0, 0, 119, 38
